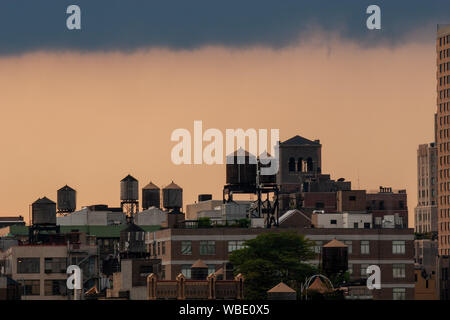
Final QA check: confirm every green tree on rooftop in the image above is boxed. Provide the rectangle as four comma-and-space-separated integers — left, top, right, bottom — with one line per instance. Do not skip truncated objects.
229, 231, 317, 300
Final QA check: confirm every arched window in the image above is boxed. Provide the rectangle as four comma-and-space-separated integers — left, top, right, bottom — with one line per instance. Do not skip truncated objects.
297, 158, 303, 172
288, 157, 295, 172
307, 157, 313, 172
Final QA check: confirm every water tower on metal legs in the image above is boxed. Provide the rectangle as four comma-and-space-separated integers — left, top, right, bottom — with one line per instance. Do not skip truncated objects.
120, 174, 139, 218
57, 185, 76, 215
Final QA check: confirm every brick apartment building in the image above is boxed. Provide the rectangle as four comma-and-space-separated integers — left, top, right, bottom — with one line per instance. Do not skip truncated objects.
366, 187, 409, 228
284, 187, 408, 229
146, 223, 414, 300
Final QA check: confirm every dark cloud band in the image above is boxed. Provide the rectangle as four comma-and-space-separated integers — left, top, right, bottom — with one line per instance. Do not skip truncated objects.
0, 0, 449, 55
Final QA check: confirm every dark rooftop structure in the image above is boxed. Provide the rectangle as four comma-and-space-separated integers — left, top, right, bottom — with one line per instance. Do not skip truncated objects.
163, 181, 182, 190
121, 174, 138, 182
86, 204, 123, 212
33, 196, 56, 205
58, 185, 75, 192
143, 182, 159, 190
0, 217, 25, 229
280, 135, 321, 146
0, 224, 160, 239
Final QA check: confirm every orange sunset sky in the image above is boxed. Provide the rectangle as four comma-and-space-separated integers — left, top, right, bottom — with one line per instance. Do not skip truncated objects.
0, 37, 436, 227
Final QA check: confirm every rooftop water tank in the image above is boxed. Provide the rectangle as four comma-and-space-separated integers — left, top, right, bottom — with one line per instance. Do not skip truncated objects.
142, 181, 160, 210
57, 185, 76, 213
120, 174, 139, 201
258, 151, 277, 184
321, 239, 348, 276
163, 181, 183, 210
32, 197, 57, 226
226, 148, 257, 185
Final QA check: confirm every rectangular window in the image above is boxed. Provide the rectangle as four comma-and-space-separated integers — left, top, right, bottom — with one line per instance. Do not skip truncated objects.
23, 280, 40, 296
207, 264, 216, 276
200, 241, 216, 255
17, 258, 40, 274
360, 264, 369, 278
392, 288, 406, 300
44, 258, 67, 274
161, 241, 166, 255
44, 280, 67, 296
393, 264, 406, 278
353, 222, 359, 229
364, 222, 371, 229
375, 217, 382, 226
348, 263, 353, 275
181, 241, 192, 255
161, 265, 166, 280
313, 241, 323, 254
392, 240, 405, 254
228, 240, 245, 253
360, 241, 370, 254
349, 196, 356, 201
344, 241, 352, 254
181, 265, 192, 279
330, 219, 337, 225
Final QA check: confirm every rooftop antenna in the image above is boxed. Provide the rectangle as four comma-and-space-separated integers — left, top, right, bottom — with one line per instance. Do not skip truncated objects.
357, 169, 360, 190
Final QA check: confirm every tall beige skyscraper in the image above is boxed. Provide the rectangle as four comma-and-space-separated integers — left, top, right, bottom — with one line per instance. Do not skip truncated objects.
414, 143, 438, 234
437, 25, 450, 255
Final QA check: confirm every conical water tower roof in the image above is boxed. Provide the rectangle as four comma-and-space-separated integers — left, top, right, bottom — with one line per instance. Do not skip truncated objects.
191, 259, 208, 269
58, 185, 75, 192
143, 181, 160, 190
226, 147, 256, 158
164, 181, 182, 189
323, 239, 347, 248
121, 174, 138, 182
33, 197, 55, 204
226, 148, 257, 165
267, 282, 296, 293
308, 277, 330, 294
